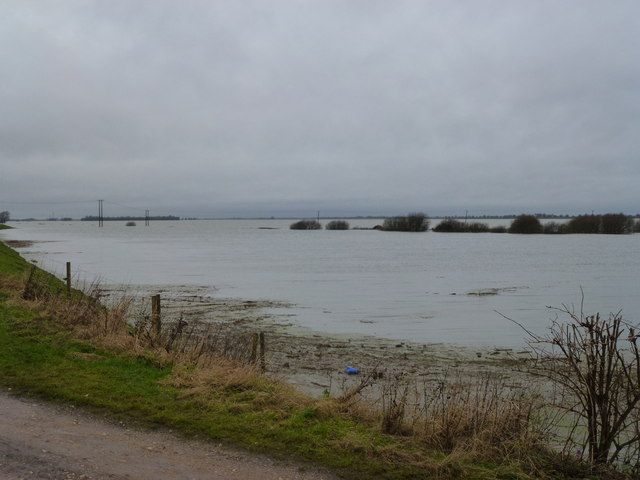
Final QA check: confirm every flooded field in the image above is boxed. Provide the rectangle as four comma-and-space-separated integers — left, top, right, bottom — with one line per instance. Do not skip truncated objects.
2, 219, 638, 347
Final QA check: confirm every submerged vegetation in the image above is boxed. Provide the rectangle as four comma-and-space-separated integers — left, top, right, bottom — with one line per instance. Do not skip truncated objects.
433, 218, 490, 233
325, 220, 350, 230
382, 212, 429, 232
508, 214, 544, 234
568, 213, 635, 234
0, 240, 638, 478
289, 219, 322, 230
434, 213, 637, 235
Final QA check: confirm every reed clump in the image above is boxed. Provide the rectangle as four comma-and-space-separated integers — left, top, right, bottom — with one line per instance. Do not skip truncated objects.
373, 372, 549, 461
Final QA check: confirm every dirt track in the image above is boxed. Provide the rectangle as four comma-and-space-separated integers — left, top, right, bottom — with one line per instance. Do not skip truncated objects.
0, 389, 338, 480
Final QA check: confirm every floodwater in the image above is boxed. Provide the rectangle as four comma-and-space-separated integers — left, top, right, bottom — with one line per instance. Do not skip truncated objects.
2, 219, 638, 347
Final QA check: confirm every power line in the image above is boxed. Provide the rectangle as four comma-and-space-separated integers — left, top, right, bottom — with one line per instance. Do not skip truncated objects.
103, 200, 149, 211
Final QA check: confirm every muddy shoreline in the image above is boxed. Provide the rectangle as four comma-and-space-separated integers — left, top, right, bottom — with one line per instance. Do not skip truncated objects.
103, 284, 537, 398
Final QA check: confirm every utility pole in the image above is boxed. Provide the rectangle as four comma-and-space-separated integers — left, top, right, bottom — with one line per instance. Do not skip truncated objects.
97, 200, 104, 227
145, 209, 150, 226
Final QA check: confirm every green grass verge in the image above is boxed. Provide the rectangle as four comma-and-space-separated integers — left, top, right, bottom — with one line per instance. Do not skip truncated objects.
0, 241, 540, 480
0, 241, 30, 276
0, 303, 435, 479
0, 224, 12, 230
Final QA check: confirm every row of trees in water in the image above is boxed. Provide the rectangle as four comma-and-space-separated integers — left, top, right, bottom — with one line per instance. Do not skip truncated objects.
290, 213, 431, 231
291, 212, 640, 234
508, 213, 638, 234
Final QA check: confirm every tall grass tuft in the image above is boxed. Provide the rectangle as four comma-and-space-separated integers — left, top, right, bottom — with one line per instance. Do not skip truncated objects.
17, 268, 263, 370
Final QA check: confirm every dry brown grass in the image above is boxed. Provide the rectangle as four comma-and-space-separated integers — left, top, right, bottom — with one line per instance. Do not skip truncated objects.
322, 369, 553, 472
416, 374, 541, 454
13, 267, 268, 373
12, 268, 311, 413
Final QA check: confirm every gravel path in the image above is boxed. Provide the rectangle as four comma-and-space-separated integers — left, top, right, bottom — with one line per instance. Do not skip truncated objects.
0, 389, 339, 480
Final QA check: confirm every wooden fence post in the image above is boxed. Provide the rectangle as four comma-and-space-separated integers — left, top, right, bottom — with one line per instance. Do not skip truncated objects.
250, 333, 258, 364
151, 294, 161, 338
65, 262, 71, 296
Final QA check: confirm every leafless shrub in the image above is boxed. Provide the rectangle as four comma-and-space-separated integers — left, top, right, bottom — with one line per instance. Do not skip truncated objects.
509, 301, 640, 471
380, 374, 411, 435
336, 366, 379, 407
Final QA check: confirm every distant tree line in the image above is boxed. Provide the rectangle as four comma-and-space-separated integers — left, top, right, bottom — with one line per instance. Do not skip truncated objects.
434, 213, 638, 234
289, 219, 352, 230
433, 218, 506, 233
507, 213, 637, 234
290, 212, 639, 235
81, 215, 180, 221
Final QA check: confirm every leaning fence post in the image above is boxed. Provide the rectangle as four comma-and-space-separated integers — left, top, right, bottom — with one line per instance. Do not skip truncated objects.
65, 262, 71, 296
259, 332, 266, 372
151, 294, 161, 339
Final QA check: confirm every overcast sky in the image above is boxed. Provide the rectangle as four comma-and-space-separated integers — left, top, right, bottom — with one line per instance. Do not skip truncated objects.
1, 0, 639, 219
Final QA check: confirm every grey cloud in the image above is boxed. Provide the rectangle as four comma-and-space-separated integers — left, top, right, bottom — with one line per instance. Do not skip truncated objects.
1, 0, 639, 218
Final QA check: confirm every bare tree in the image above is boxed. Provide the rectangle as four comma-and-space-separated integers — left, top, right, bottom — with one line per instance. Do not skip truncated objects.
510, 303, 640, 470
0, 211, 9, 223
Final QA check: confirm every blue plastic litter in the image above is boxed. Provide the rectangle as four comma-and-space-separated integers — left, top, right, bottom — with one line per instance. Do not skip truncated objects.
344, 366, 359, 374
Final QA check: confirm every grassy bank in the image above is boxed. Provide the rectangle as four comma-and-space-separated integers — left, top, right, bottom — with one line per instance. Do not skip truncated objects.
0, 241, 606, 479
